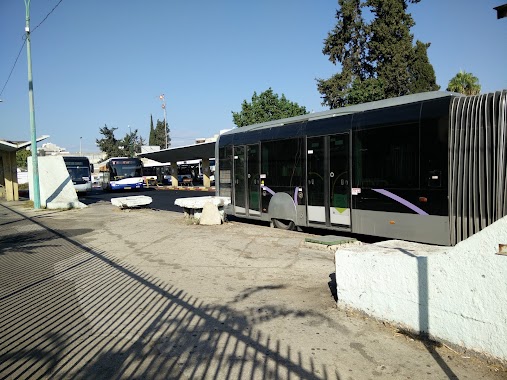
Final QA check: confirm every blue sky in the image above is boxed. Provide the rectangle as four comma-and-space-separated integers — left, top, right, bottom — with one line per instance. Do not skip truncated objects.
1, 0, 506, 153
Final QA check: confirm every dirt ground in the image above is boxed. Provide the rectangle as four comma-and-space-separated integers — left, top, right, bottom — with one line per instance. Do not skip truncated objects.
1, 200, 506, 379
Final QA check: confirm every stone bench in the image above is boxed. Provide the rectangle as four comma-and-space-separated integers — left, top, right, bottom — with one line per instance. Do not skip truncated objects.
174, 196, 231, 224
111, 195, 153, 209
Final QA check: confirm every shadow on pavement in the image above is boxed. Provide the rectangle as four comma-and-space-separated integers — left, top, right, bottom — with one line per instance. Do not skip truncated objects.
0, 203, 339, 380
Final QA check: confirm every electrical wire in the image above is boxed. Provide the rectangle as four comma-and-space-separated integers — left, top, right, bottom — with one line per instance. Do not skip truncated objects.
0, 0, 65, 98
31, 0, 65, 34
0, 37, 26, 98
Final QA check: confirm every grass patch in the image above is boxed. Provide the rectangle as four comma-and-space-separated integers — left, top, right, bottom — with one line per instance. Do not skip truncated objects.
23, 200, 34, 208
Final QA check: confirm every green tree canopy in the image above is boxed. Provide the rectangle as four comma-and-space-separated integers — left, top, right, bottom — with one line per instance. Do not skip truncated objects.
148, 114, 156, 145
408, 41, 440, 94
120, 129, 145, 157
446, 70, 481, 96
96, 125, 123, 159
153, 119, 171, 149
96, 125, 146, 158
317, 0, 370, 108
16, 149, 31, 169
232, 88, 308, 127
318, 0, 439, 108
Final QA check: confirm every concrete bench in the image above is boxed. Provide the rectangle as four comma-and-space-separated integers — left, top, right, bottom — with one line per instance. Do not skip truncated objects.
111, 195, 153, 209
174, 196, 231, 224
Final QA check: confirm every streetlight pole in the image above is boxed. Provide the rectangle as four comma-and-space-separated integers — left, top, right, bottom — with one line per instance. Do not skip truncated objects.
79, 137, 82, 156
25, 0, 41, 209
160, 94, 167, 149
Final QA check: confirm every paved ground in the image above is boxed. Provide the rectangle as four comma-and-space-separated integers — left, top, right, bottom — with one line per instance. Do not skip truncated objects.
0, 199, 506, 380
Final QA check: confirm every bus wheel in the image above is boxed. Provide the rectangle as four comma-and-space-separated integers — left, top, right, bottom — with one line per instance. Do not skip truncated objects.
272, 219, 296, 231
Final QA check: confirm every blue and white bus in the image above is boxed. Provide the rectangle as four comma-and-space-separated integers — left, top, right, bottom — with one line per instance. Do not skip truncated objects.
63, 156, 93, 194
99, 157, 144, 191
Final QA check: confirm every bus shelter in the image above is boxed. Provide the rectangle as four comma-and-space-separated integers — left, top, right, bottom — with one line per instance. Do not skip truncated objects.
0, 136, 48, 201
138, 142, 215, 188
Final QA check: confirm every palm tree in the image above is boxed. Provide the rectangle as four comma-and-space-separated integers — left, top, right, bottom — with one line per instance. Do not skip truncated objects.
446, 70, 481, 95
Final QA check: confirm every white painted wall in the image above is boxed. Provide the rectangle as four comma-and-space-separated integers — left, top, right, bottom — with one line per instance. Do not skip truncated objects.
28, 156, 86, 209
335, 216, 507, 362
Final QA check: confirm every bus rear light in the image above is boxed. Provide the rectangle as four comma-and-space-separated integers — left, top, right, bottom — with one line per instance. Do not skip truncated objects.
419, 197, 428, 202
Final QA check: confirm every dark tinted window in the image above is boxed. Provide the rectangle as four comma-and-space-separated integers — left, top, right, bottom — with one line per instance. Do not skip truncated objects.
354, 123, 419, 188
261, 138, 304, 194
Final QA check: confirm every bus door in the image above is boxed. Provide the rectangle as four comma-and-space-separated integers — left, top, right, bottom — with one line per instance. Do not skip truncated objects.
247, 144, 261, 216
233, 146, 246, 214
233, 144, 261, 216
306, 133, 350, 227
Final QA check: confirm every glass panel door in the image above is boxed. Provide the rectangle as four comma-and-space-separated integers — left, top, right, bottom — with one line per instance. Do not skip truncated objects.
307, 137, 326, 223
247, 144, 261, 216
306, 134, 350, 226
329, 134, 350, 226
234, 146, 246, 214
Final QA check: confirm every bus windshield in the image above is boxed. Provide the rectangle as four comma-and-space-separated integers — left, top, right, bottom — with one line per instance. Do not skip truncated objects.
63, 156, 92, 193
110, 160, 142, 180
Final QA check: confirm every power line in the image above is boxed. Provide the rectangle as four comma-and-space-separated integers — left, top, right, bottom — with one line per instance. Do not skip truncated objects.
0, 37, 26, 98
0, 0, 66, 98
31, 0, 65, 34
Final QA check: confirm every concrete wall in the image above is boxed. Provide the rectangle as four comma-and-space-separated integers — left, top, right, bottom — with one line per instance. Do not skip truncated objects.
335, 216, 507, 362
28, 156, 85, 209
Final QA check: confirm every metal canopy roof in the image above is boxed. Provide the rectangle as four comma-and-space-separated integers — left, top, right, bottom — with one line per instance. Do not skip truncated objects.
138, 141, 215, 163
0, 135, 49, 153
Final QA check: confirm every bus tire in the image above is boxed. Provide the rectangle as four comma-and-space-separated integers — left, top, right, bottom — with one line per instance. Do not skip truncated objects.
272, 218, 296, 231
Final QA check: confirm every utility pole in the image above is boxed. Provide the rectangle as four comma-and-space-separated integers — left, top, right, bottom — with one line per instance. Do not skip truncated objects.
160, 94, 167, 149
25, 0, 41, 209
79, 137, 82, 155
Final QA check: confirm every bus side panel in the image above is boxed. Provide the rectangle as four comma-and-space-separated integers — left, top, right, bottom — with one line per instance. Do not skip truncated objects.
351, 209, 451, 246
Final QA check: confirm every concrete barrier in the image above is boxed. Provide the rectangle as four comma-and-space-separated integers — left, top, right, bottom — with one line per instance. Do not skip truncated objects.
28, 156, 86, 209
335, 216, 507, 363
174, 196, 230, 222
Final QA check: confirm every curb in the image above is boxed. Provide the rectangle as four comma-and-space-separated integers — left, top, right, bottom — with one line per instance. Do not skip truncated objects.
151, 186, 215, 192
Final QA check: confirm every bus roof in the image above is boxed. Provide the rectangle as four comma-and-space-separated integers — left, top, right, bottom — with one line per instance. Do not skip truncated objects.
220, 91, 460, 137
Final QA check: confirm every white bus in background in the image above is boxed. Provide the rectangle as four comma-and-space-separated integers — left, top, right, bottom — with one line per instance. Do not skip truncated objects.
99, 157, 144, 191
177, 158, 215, 185
63, 156, 93, 194
142, 162, 172, 185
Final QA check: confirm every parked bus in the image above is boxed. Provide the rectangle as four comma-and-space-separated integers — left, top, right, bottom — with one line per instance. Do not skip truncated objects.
178, 158, 215, 185
63, 156, 93, 194
99, 157, 144, 191
216, 90, 507, 246
142, 163, 172, 185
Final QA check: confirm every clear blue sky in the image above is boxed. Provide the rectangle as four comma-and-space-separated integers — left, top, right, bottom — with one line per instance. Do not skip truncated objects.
1, 0, 506, 153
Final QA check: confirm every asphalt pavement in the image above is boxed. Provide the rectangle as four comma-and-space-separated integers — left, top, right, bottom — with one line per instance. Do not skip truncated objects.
0, 196, 505, 380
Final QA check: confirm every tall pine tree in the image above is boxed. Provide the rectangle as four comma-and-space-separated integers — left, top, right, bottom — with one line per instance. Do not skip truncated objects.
318, 0, 439, 108
154, 119, 171, 149
317, 0, 369, 108
148, 114, 156, 145
408, 41, 440, 93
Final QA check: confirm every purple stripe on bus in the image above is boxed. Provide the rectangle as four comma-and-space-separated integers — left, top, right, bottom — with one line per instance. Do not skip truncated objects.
372, 189, 429, 216
262, 186, 300, 206
262, 186, 276, 196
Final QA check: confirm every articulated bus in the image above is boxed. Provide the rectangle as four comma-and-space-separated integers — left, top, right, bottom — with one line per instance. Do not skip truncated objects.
63, 156, 93, 194
99, 157, 144, 191
216, 90, 507, 246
